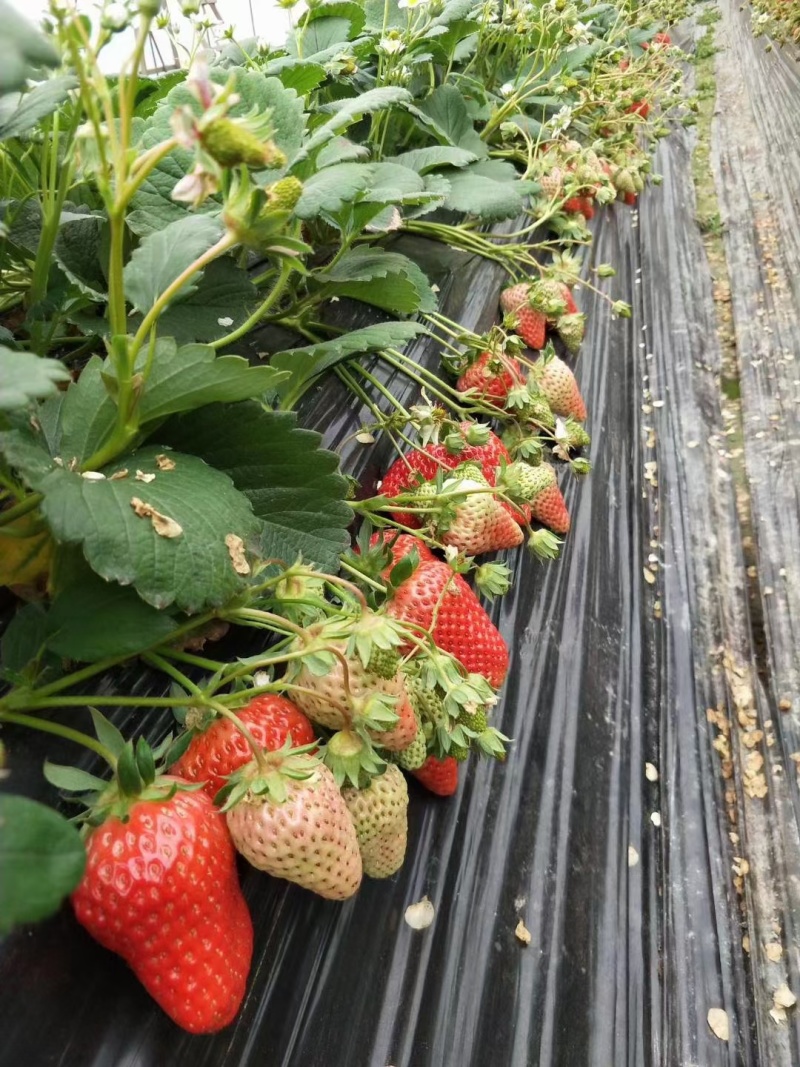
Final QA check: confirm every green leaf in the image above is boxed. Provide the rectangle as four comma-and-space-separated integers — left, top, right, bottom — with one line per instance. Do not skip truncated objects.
53, 211, 107, 299
302, 87, 411, 157
294, 162, 374, 219
160, 404, 352, 572
0, 424, 56, 488
131, 256, 258, 345
415, 84, 476, 148
0, 348, 70, 411
318, 247, 436, 314
46, 567, 178, 662
0, 794, 86, 934
43, 763, 108, 793
129, 70, 305, 235
440, 162, 525, 219
0, 76, 78, 141
123, 215, 224, 313
135, 339, 288, 423
361, 162, 426, 203
389, 145, 478, 173
272, 321, 425, 408
288, 16, 353, 54
0, 601, 49, 676
276, 62, 327, 96
0, 1, 60, 94
54, 355, 117, 467
38, 446, 262, 612
316, 137, 369, 168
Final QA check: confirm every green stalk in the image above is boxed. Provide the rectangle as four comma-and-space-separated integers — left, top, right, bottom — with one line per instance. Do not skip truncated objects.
210, 258, 296, 349
0, 711, 116, 766
0, 494, 43, 527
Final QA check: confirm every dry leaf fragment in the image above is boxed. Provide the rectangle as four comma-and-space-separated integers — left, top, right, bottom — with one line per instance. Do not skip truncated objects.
743, 935, 751, 954
225, 533, 250, 576
764, 942, 783, 962
707, 1008, 730, 1041
129, 497, 183, 539
109, 469, 129, 481
650, 812, 661, 827
628, 845, 639, 867
81, 471, 106, 481
779, 698, 792, 712
515, 920, 532, 945
155, 453, 176, 471
135, 470, 156, 483
774, 984, 797, 1009
770, 1006, 786, 1025
643, 567, 656, 585
645, 762, 659, 782
404, 896, 435, 930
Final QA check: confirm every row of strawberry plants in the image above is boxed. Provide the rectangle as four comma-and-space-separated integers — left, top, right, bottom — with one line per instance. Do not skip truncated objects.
0, 0, 688, 1037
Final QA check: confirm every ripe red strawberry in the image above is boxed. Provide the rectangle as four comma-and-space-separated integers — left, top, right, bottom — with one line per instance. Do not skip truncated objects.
533, 354, 587, 420
500, 283, 547, 350
291, 634, 418, 751
581, 197, 595, 220
342, 764, 409, 878
643, 32, 671, 48
456, 349, 523, 406
386, 560, 509, 688
562, 196, 585, 214
624, 191, 637, 206
72, 782, 253, 1034
411, 755, 459, 796
171, 694, 316, 798
369, 530, 437, 566
380, 426, 515, 528
439, 470, 524, 555
226, 758, 363, 900
505, 462, 570, 534
627, 100, 650, 118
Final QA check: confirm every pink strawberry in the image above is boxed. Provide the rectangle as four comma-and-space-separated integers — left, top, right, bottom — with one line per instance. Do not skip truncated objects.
438, 469, 524, 555
504, 462, 570, 534
456, 349, 524, 406
533, 354, 587, 420
225, 754, 363, 900
341, 764, 409, 878
290, 631, 417, 752
411, 755, 459, 796
385, 559, 509, 688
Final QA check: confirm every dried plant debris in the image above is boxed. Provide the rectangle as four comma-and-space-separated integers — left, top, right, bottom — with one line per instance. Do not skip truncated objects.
707, 1007, 730, 1041
404, 897, 435, 931
515, 920, 532, 946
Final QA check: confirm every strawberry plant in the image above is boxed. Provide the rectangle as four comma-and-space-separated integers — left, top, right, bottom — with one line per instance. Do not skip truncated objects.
0, 0, 686, 1038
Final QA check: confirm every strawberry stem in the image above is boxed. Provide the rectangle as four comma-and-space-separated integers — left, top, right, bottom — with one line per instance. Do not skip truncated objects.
0, 711, 117, 767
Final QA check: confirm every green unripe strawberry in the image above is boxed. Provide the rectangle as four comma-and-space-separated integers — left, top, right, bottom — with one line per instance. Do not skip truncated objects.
556, 313, 585, 354
397, 721, 428, 770
366, 646, 401, 681
202, 119, 286, 169
268, 176, 303, 211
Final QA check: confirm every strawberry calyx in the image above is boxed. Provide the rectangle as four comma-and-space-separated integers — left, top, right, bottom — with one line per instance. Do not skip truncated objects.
324, 728, 386, 789
216, 737, 321, 810
528, 528, 563, 560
